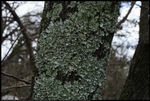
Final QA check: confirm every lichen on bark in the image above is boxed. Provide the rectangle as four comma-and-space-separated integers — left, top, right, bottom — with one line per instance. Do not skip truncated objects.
34, 1, 120, 100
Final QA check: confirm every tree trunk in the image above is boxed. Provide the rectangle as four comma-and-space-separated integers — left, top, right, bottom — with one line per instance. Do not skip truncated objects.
120, 1, 149, 100
34, 1, 120, 100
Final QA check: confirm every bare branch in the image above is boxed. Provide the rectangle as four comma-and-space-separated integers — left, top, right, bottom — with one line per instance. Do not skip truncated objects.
2, 0, 37, 73
1, 72, 31, 84
2, 28, 19, 44
1, 36, 25, 68
2, 1, 35, 65
116, 1, 136, 28
2, 85, 30, 90
2, 2, 37, 100
1, 33, 21, 64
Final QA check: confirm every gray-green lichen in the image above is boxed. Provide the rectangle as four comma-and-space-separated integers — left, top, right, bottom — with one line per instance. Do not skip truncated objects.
34, 1, 120, 100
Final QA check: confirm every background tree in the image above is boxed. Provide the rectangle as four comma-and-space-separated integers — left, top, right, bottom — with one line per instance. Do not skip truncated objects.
33, 1, 120, 100
1, 1, 41, 99
120, 1, 149, 100
102, 49, 130, 100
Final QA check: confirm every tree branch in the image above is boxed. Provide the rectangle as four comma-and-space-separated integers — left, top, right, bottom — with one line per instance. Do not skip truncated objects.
1, 72, 31, 85
2, 85, 30, 90
1, 28, 19, 44
2, 1, 35, 64
1, 32, 21, 64
1, 36, 25, 68
116, 1, 136, 28
3, 1, 37, 99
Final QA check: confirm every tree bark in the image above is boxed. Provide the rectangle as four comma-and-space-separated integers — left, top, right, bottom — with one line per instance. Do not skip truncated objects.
34, 1, 120, 100
120, 1, 149, 100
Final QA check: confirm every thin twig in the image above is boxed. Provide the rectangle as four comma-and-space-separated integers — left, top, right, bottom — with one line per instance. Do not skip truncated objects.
1, 28, 19, 43
3, 1, 37, 100
2, 1, 36, 66
2, 85, 30, 90
1, 32, 21, 63
1, 72, 31, 84
1, 36, 25, 68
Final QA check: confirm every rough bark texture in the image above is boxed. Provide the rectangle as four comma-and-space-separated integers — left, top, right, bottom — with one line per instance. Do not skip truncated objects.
34, 1, 120, 100
120, 1, 149, 100
38, 1, 54, 34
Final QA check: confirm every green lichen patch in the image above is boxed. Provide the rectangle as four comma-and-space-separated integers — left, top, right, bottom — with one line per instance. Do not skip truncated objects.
34, 1, 120, 100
